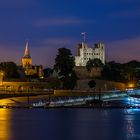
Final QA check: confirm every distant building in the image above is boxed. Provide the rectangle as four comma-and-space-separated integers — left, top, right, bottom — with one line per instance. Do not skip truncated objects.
75, 42, 105, 66
22, 42, 32, 68
21, 42, 44, 78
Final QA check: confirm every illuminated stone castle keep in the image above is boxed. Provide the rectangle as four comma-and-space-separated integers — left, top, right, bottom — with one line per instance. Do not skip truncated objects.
75, 42, 105, 66
22, 42, 43, 78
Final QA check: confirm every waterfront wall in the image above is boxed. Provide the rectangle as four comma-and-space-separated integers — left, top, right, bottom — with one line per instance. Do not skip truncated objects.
74, 66, 102, 79
0, 80, 126, 94
0, 82, 49, 92
54, 89, 94, 96
74, 66, 126, 90
76, 79, 126, 90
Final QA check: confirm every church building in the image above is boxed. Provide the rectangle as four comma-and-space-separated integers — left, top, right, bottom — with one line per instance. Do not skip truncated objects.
22, 42, 44, 78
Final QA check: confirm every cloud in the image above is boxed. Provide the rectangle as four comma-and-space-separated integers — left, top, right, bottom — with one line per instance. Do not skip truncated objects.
106, 37, 140, 63
34, 18, 95, 27
40, 38, 76, 46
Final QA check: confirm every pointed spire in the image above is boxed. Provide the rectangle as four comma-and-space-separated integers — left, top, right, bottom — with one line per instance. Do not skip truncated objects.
23, 42, 31, 58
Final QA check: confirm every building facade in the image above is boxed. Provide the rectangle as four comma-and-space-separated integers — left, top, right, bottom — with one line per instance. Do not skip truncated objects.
22, 42, 32, 68
21, 42, 44, 78
75, 42, 105, 66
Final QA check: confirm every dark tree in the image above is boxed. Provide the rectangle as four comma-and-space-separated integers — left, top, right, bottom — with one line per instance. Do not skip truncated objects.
54, 48, 75, 76
43, 68, 53, 78
123, 60, 140, 81
86, 58, 104, 72
62, 70, 78, 89
88, 80, 96, 88
101, 60, 140, 82
101, 61, 126, 82
54, 48, 77, 89
0, 62, 19, 80
124, 60, 140, 68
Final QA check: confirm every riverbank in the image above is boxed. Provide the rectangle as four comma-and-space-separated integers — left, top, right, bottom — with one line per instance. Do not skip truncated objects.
0, 97, 139, 109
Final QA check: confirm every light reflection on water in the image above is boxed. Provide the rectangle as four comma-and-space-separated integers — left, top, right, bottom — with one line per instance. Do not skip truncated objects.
124, 109, 140, 139
0, 109, 11, 140
0, 108, 139, 140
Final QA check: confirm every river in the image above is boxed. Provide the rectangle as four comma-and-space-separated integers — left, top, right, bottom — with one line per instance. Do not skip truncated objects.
0, 108, 140, 140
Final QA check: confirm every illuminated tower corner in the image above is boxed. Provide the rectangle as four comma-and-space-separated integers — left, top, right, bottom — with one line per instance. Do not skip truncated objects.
22, 42, 32, 68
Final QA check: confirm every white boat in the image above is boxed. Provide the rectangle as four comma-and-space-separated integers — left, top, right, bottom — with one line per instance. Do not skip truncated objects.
48, 101, 64, 107
32, 101, 47, 108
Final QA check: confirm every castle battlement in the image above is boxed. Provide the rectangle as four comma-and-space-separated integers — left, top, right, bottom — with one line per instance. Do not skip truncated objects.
75, 42, 105, 66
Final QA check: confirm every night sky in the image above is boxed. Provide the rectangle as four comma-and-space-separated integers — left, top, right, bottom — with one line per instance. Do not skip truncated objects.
0, 0, 140, 67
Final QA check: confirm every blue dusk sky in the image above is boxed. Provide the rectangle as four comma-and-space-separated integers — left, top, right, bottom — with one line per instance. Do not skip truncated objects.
0, 0, 140, 67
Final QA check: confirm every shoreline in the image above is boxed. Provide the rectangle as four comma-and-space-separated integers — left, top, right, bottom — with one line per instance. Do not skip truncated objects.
0, 103, 139, 109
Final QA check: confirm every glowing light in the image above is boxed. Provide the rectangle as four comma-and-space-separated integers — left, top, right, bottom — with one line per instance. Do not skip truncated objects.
0, 71, 4, 85
128, 83, 134, 88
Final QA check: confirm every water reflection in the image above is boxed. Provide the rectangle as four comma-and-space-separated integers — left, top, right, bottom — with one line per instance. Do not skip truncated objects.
0, 108, 139, 140
124, 109, 140, 139
0, 109, 11, 140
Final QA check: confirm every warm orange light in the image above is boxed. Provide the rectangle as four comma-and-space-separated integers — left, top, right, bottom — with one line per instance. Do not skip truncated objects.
128, 83, 134, 88
0, 71, 4, 86
0, 109, 11, 140
0, 70, 4, 77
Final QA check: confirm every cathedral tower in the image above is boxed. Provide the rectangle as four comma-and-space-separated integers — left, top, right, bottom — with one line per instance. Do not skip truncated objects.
22, 42, 32, 68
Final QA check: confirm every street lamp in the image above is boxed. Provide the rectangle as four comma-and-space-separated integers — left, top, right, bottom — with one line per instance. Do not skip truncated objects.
0, 71, 4, 86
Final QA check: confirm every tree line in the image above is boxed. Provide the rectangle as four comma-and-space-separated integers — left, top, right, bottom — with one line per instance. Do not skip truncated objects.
102, 60, 140, 83
0, 48, 140, 89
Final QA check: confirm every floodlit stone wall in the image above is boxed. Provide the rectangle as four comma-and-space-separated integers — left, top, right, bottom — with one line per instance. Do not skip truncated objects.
74, 66, 102, 79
